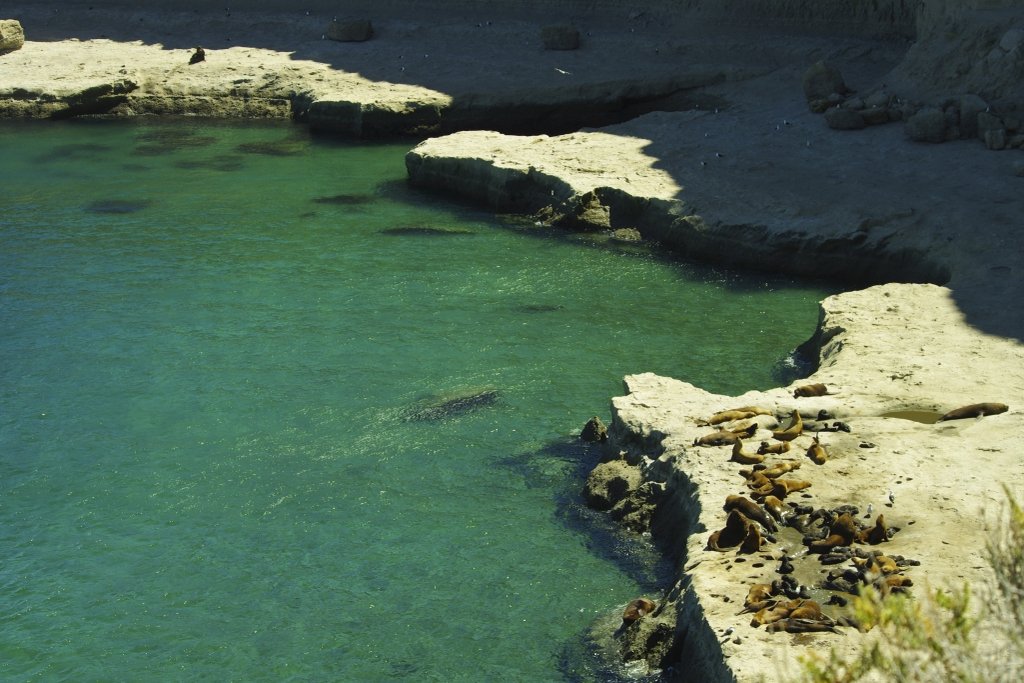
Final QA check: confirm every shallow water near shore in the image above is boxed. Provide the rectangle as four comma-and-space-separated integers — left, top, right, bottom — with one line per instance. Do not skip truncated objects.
0, 120, 833, 681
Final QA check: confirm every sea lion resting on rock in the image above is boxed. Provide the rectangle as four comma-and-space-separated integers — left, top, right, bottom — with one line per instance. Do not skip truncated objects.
772, 410, 803, 441
707, 509, 754, 550
724, 495, 777, 532
793, 383, 830, 398
758, 440, 791, 455
702, 406, 773, 425
806, 436, 828, 465
622, 598, 657, 624
693, 423, 757, 446
765, 617, 842, 634
937, 402, 1009, 421
730, 440, 765, 464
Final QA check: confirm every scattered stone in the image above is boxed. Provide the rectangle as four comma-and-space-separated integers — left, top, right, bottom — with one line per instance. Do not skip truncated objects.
959, 94, 989, 139
985, 128, 1008, 150
904, 107, 946, 143
541, 25, 580, 51
825, 106, 866, 130
801, 61, 847, 103
864, 91, 890, 109
861, 106, 891, 126
581, 415, 609, 443
610, 227, 642, 243
326, 19, 374, 42
0, 19, 25, 54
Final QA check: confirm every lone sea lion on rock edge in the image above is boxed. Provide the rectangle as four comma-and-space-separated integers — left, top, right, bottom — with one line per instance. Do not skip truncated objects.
189, 46, 205, 64
622, 598, 657, 624
937, 402, 1009, 421
793, 383, 830, 397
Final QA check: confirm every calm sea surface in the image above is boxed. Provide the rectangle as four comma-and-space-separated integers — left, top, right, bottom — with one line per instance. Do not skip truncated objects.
0, 120, 832, 681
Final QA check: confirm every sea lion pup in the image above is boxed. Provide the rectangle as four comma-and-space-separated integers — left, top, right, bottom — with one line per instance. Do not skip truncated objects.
772, 410, 803, 441
740, 523, 765, 553
621, 598, 657, 625
858, 514, 888, 545
693, 423, 757, 446
937, 402, 1009, 421
189, 46, 206, 65
793, 383, 829, 398
743, 583, 777, 611
707, 509, 753, 550
757, 440, 791, 455
806, 436, 828, 465
724, 495, 777, 532
702, 406, 772, 426
730, 440, 765, 465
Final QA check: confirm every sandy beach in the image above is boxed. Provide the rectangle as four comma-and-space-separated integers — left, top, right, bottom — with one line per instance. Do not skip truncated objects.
4, 1, 1024, 679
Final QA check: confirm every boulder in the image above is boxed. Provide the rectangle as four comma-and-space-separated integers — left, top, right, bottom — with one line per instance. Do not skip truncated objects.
0, 19, 25, 54
580, 415, 608, 443
959, 94, 989, 139
583, 460, 641, 511
824, 106, 866, 130
861, 106, 891, 126
541, 25, 579, 51
984, 128, 1008, 150
801, 61, 847, 103
904, 107, 947, 143
326, 19, 373, 42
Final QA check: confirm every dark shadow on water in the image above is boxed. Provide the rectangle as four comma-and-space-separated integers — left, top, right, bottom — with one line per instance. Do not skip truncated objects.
86, 198, 153, 214
312, 193, 377, 205
379, 226, 476, 237
173, 155, 246, 172
235, 139, 309, 156
33, 142, 113, 163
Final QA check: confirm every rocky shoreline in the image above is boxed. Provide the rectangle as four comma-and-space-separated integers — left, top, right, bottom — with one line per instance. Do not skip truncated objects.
4, 2, 1024, 680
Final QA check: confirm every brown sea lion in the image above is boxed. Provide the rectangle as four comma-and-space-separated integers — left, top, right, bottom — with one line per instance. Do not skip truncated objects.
793, 383, 829, 398
772, 410, 803, 441
806, 436, 828, 465
767, 478, 812, 499
189, 46, 206, 65
724, 495, 778, 532
703, 406, 772, 425
740, 523, 765, 554
744, 583, 776, 610
757, 440, 791, 455
761, 460, 802, 479
751, 600, 797, 627
762, 495, 788, 523
622, 597, 657, 624
707, 509, 753, 550
765, 617, 841, 634
937, 402, 1009, 421
693, 423, 757, 446
730, 440, 765, 465
859, 514, 888, 545
787, 599, 826, 621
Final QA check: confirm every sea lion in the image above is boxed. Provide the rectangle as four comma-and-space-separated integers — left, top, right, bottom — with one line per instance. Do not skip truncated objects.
767, 478, 812, 499
707, 509, 753, 550
757, 440, 791, 455
622, 598, 657, 624
189, 46, 206, 65
724, 495, 778, 532
937, 402, 1009, 421
744, 583, 776, 610
730, 440, 765, 465
859, 514, 888, 545
761, 460, 802, 479
793, 383, 829, 398
806, 436, 828, 465
762, 495, 788, 523
693, 423, 757, 446
404, 389, 500, 421
740, 523, 764, 553
703, 406, 773, 425
765, 617, 841, 634
771, 410, 803, 441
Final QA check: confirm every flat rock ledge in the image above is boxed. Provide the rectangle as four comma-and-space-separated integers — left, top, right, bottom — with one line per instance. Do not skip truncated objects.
602, 282, 1024, 680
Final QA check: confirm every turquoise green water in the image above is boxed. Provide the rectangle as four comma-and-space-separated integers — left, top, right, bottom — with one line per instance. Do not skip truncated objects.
0, 120, 832, 681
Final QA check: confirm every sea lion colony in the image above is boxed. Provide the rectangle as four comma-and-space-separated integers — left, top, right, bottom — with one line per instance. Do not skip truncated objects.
614, 396, 1009, 638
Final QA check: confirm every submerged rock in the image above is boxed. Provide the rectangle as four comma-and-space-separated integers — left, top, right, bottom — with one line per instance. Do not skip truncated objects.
403, 389, 500, 421
86, 199, 153, 214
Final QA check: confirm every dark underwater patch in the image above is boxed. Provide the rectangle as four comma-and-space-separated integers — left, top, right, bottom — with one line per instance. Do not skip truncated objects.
313, 193, 377, 206
34, 143, 112, 163
403, 389, 500, 421
514, 303, 565, 313
235, 140, 306, 156
86, 199, 154, 214
379, 226, 476, 237
173, 155, 245, 172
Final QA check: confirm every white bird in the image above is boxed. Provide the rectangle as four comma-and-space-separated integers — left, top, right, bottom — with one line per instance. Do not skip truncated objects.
866, 503, 874, 517
888, 489, 895, 505
554, 67, 571, 75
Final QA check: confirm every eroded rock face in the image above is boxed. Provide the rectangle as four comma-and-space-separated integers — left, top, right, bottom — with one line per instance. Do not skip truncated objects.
583, 460, 640, 511
0, 19, 25, 54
